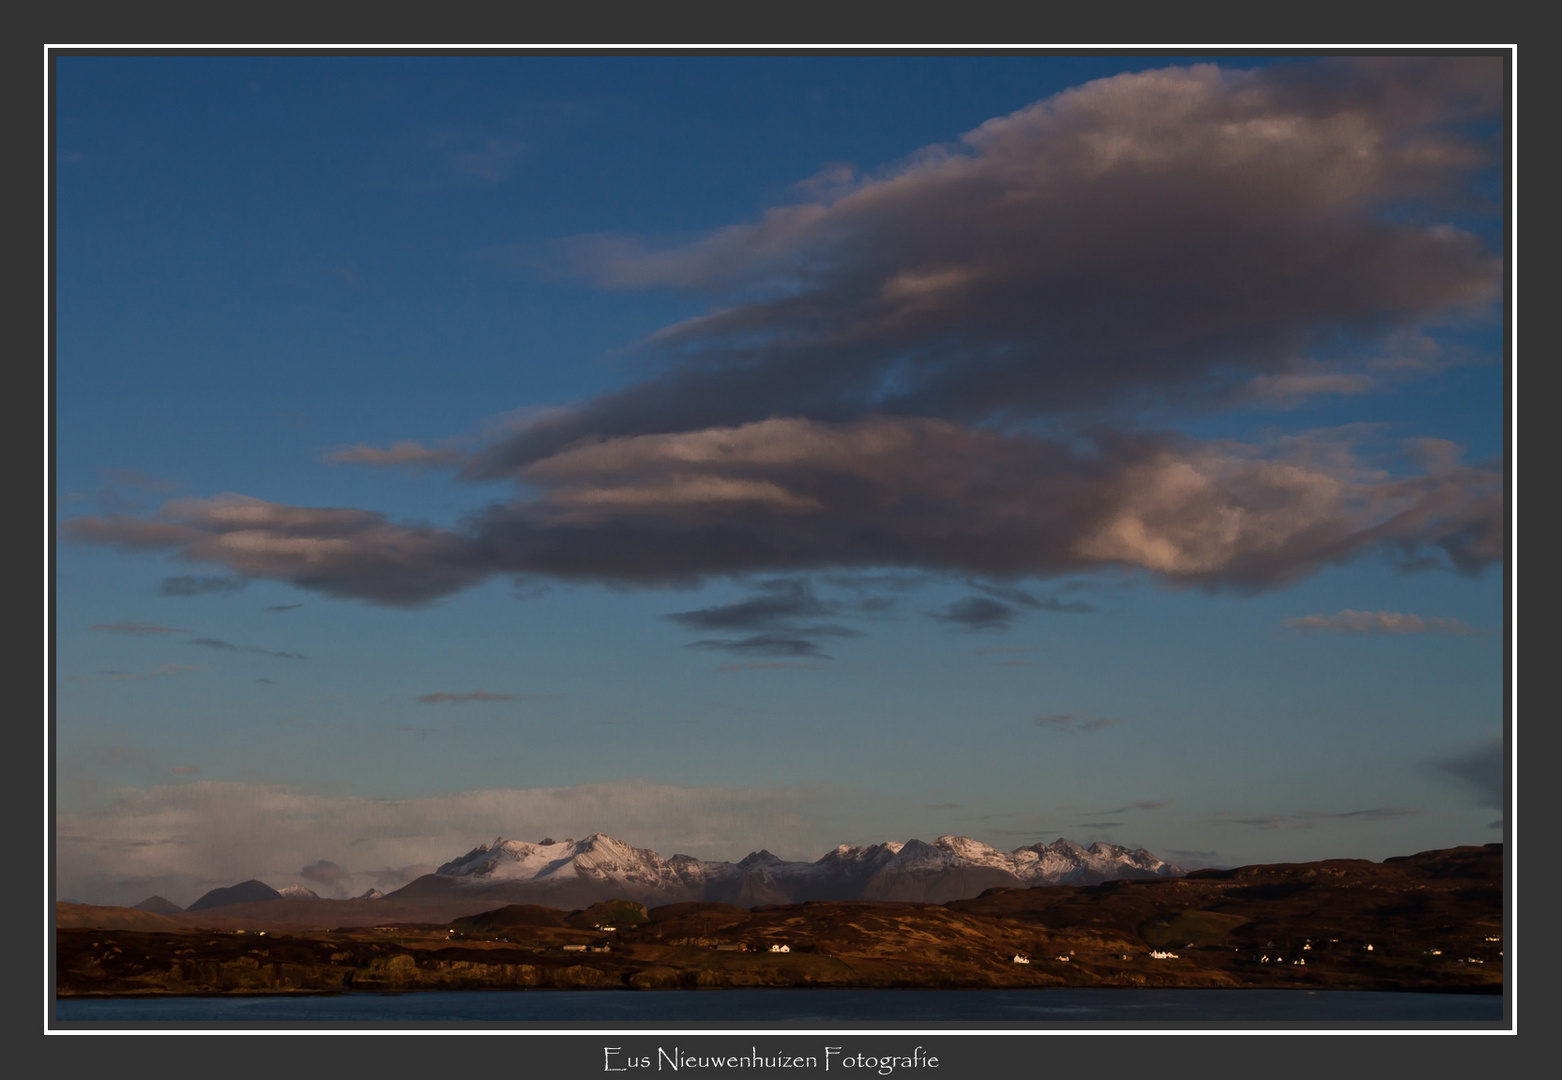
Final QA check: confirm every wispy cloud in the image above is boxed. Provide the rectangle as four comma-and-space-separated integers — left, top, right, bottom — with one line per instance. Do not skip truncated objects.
416, 691, 518, 705
1241, 370, 1376, 407
248, 646, 304, 660
968, 580, 1094, 614
1284, 610, 1485, 635
716, 661, 829, 672
931, 584, 1091, 630
1034, 713, 1123, 734
160, 575, 248, 597
667, 578, 863, 659
1092, 800, 1174, 815
186, 637, 302, 659
930, 597, 1017, 632
323, 441, 466, 471
1210, 807, 1421, 829
89, 663, 210, 682
90, 621, 185, 635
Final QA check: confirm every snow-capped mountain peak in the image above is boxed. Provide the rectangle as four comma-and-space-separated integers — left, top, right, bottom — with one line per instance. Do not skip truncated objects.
412, 830, 1184, 909
275, 884, 321, 900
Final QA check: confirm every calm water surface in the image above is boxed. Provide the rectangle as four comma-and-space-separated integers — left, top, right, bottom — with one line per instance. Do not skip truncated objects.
53, 988, 1504, 1029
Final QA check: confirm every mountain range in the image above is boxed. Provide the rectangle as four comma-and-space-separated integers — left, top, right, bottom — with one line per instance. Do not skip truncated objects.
383, 832, 1185, 911
60, 844, 1501, 998
120, 833, 1184, 922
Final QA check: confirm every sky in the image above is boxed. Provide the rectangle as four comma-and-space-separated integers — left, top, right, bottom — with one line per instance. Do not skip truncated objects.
51, 51, 1509, 909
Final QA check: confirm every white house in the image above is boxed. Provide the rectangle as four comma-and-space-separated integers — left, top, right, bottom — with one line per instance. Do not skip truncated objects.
1150, 950, 1179, 960
769, 944, 791, 953
1012, 954, 1030, 964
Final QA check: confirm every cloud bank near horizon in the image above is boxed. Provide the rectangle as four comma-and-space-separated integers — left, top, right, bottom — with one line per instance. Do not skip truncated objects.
55, 778, 829, 908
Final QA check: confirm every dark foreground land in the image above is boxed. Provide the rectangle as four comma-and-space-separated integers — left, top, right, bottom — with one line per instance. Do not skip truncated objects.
55, 844, 1502, 997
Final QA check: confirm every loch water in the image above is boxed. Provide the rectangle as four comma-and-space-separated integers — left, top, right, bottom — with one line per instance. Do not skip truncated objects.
53, 986, 1505, 1029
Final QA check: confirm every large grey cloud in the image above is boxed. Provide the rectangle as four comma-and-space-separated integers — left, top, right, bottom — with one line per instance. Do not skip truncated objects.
470, 56, 1500, 473
59, 58, 1503, 607
470, 419, 1501, 590
63, 420, 1501, 602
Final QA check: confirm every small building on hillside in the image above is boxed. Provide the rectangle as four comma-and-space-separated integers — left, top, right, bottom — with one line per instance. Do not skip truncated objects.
1012, 954, 1030, 964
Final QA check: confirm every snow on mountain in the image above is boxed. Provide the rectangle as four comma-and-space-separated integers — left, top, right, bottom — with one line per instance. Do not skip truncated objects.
1011, 838, 1180, 884
417, 831, 1184, 906
275, 885, 321, 900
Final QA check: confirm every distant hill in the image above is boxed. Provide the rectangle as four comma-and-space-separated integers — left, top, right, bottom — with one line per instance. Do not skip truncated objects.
132, 895, 184, 915
55, 844, 1503, 998
187, 879, 282, 912
55, 903, 185, 932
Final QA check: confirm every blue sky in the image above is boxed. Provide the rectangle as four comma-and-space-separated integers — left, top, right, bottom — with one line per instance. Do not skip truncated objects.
52, 52, 1507, 907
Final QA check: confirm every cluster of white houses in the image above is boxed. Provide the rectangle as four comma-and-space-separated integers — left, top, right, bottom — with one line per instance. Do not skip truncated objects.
443, 921, 1501, 967
1010, 949, 1179, 964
